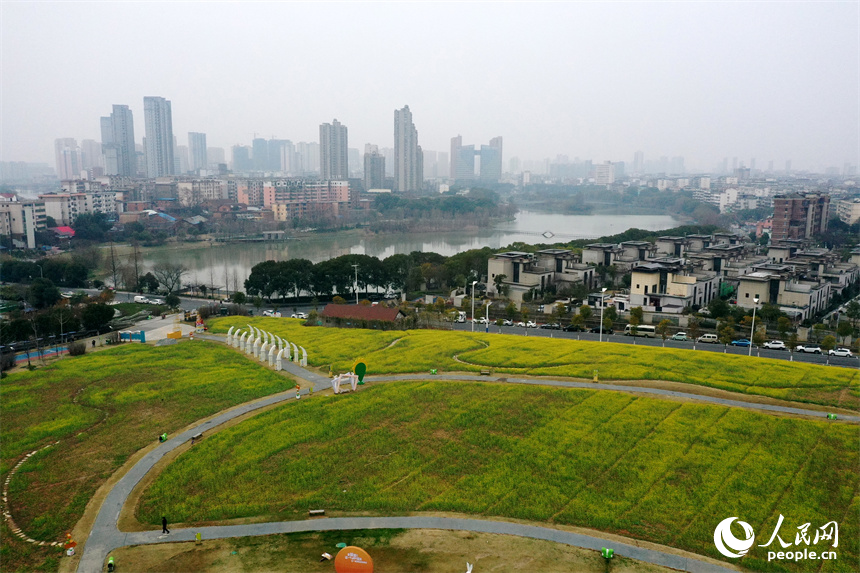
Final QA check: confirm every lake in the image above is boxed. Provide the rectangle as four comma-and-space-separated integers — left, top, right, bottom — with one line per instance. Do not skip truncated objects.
142, 211, 681, 289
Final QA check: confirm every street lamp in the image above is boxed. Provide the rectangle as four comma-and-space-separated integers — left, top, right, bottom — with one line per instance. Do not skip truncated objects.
485, 301, 491, 333
749, 296, 759, 357
351, 264, 359, 306
599, 287, 608, 342
471, 280, 478, 332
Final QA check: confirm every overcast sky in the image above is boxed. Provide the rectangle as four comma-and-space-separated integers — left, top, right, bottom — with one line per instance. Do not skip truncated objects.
1, 1, 857, 172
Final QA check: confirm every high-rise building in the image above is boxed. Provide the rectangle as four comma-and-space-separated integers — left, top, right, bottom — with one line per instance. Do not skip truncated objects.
394, 105, 422, 192
188, 132, 208, 172
364, 144, 386, 190
252, 138, 268, 172
231, 145, 252, 172
479, 136, 503, 181
54, 138, 82, 180
771, 193, 830, 240
207, 147, 226, 167
320, 119, 349, 180
143, 96, 175, 177
633, 151, 644, 174
175, 144, 189, 174
80, 140, 103, 171
450, 135, 476, 181
100, 104, 136, 177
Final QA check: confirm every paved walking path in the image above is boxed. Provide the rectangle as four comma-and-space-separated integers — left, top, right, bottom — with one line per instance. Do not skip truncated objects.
75, 334, 851, 572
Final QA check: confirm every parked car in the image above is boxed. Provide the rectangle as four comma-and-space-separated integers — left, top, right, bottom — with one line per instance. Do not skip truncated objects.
502, 319, 513, 326
133, 295, 150, 304
515, 321, 526, 327
563, 323, 585, 332
828, 348, 853, 357
540, 323, 560, 330
291, 312, 308, 319
763, 340, 787, 350
589, 326, 613, 334
149, 298, 165, 305
262, 310, 277, 317
671, 332, 688, 341
794, 344, 822, 354
696, 333, 719, 344
526, 321, 537, 328
730, 338, 751, 347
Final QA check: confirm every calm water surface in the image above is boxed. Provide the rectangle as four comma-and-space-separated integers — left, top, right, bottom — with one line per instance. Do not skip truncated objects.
145, 211, 680, 287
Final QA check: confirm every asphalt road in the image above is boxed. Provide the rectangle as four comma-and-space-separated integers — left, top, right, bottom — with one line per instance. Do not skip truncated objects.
74, 334, 855, 573
449, 322, 860, 369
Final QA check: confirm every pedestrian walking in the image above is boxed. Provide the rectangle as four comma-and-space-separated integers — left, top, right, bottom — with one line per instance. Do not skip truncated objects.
162, 516, 170, 534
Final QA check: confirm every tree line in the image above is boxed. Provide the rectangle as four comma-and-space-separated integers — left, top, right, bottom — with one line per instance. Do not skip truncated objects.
244, 248, 497, 302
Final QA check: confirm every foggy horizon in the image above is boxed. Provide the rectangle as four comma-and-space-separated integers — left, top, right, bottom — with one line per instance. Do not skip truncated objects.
2, 2, 858, 173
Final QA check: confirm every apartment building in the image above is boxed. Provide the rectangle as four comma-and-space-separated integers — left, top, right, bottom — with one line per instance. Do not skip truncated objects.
0, 198, 46, 248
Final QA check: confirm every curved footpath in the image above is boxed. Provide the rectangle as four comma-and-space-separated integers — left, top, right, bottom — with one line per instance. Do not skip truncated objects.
76, 334, 856, 573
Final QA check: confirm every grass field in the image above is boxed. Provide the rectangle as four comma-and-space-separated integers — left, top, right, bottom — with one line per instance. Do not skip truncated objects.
139, 381, 859, 572
209, 317, 860, 409
0, 341, 293, 572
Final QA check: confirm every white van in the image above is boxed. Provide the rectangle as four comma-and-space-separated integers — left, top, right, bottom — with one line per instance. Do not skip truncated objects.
697, 333, 719, 344
134, 295, 149, 304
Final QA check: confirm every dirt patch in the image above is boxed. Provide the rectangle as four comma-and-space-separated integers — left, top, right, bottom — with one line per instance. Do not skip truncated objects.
108, 528, 684, 573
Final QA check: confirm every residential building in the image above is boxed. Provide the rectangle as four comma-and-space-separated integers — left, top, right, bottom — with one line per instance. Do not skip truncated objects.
487, 249, 596, 303
39, 192, 123, 226
836, 198, 860, 225
629, 260, 720, 313
0, 198, 46, 248
188, 132, 208, 173
394, 105, 422, 192
450, 135, 475, 181
319, 119, 348, 180
771, 193, 830, 240
252, 138, 269, 173
143, 96, 175, 177
594, 161, 615, 185
54, 138, 82, 180
479, 136, 503, 181
363, 144, 386, 191
176, 179, 228, 207
100, 104, 136, 177
736, 269, 830, 321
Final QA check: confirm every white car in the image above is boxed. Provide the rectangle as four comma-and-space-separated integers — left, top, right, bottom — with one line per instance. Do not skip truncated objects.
526, 321, 537, 328
794, 344, 822, 354
290, 312, 308, 319
828, 348, 853, 358
262, 310, 280, 317
515, 321, 526, 327
149, 298, 165, 305
763, 340, 787, 350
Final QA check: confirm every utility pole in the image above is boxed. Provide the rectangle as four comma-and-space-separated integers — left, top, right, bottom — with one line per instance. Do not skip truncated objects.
352, 264, 359, 305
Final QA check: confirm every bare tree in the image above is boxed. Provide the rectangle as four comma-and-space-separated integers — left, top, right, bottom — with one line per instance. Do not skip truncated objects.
152, 262, 187, 294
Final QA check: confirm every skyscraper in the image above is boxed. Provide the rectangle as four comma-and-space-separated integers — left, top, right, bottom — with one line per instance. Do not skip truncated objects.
479, 136, 503, 181
143, 96, 175, 177
394, 105, 422, 192
100, 104, 136, 176
54, 138, 82, 180
319, 119, 348, 180
450, 135, 475, 181
188, 132, 208, 172
364, 144, 386, 190
252, 138, 268, 172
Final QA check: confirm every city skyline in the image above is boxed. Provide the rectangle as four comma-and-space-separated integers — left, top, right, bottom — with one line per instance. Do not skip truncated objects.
1, 2, 857, 172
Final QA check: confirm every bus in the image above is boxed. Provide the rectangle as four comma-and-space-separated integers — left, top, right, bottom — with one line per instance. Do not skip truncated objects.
624, 324, 656, 337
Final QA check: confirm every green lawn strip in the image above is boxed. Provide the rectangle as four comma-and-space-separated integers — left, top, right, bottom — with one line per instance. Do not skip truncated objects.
208, 318, 859, 409
137, 381, 859, 572
1, 342, 294, 544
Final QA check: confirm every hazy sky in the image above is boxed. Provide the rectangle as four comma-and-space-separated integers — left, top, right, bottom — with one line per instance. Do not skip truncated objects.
2, 2, 858, 172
